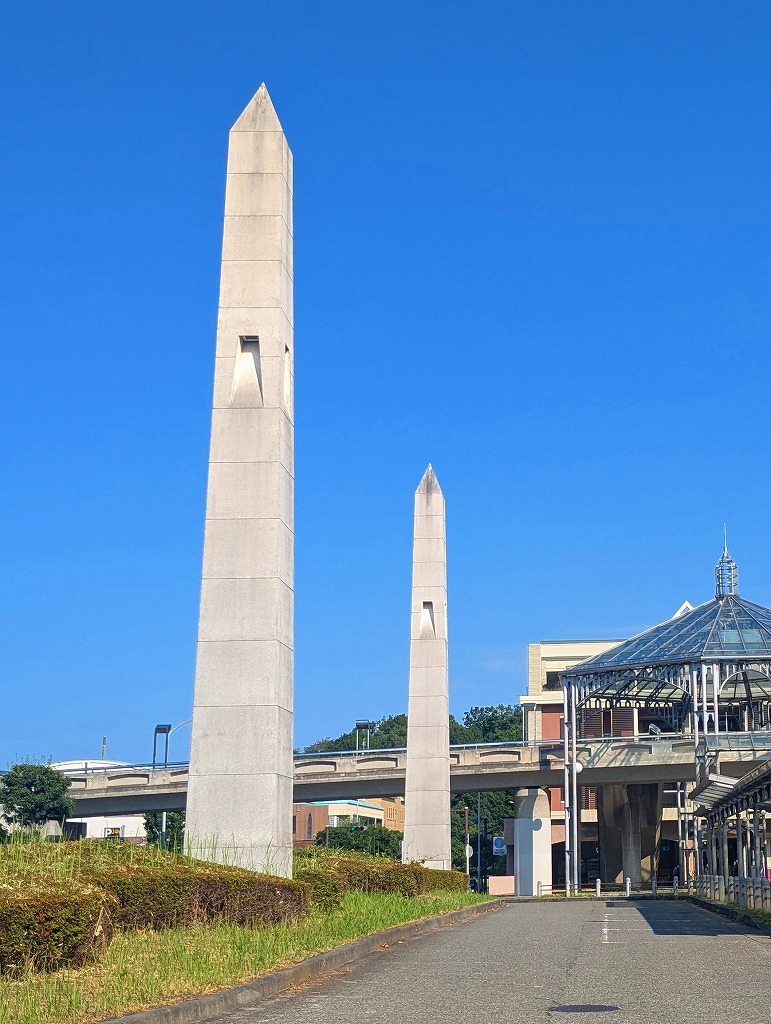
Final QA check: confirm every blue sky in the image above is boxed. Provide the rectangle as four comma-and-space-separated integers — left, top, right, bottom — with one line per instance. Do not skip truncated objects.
3, 2, 771, 763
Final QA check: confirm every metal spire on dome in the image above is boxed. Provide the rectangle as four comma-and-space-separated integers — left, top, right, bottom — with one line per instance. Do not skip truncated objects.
715, 525, 738, 598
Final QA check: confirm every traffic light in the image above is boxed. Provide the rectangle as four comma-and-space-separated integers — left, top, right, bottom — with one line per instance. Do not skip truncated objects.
349, 824, 366, 833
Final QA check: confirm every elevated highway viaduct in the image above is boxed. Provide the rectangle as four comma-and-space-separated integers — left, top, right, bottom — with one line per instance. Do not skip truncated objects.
65, 734, 769, 817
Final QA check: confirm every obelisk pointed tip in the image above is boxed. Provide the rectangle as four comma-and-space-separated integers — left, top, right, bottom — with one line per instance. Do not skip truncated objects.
417, 464, 442, 495
231, 83, 284, 133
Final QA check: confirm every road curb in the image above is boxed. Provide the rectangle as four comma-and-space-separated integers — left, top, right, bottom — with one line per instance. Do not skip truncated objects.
103, 899, 504, 1024
680, 893, 771, 936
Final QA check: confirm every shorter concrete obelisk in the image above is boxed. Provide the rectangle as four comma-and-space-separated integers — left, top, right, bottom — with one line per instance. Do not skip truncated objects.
402, 466, 451, 869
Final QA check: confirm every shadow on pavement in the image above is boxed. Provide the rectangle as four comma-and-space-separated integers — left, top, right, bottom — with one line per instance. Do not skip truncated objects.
609, 899, 753, 936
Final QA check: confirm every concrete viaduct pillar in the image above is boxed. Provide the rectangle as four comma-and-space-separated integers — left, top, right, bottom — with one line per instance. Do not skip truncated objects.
598, 783, 663, 887
504, 788, 552, 896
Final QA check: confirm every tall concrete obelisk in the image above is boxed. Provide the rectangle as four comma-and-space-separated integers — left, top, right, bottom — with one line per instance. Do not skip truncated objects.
402, 466, 451, 870
186, 85, 294, 877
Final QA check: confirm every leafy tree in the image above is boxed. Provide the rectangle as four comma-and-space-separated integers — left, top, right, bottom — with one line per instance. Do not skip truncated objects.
304, 714, 410, 753
144, 811, 185, 851
449, 715, 470, 745
0, 763, 74, 828
458, 705, 523, 744
451, 790, 520, 879
302, 706, 522, 754
450, 809, 470, 871
369, 715, 408, 750
315, 823, 402, 859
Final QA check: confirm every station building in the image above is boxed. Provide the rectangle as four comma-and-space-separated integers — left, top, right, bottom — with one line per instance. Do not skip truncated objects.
524, 625, 693, 886
516, 544, 771, 891
291, 797, 405, 847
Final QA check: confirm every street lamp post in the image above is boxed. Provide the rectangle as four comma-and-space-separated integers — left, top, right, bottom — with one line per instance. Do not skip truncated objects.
152, 725, 172, 770
353, 721, 373, 830
563, 683, 584, 894
563, 686, 571, 895
152, 720, 192, 849
355, 719, 373, 752
570, 683, 581, 894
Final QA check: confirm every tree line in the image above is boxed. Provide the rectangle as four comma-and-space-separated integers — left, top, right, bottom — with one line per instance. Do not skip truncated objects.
306, 704, 523, 879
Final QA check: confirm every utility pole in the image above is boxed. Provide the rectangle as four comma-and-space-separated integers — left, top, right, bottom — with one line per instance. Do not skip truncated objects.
464, 806, 470, 877
477, 791, 482, 891
483, 815, 489, 887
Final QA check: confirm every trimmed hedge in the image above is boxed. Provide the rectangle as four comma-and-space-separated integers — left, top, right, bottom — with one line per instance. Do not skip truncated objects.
293, 866, 347, 912
302, 854, 466, 897
410, 866, 468, 893
83, 861, 310, 931
368, 864, 418, 897
0, 880, 116, 974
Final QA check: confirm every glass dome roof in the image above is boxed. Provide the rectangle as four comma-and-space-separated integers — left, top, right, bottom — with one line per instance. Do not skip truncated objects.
568, 594, 771, 675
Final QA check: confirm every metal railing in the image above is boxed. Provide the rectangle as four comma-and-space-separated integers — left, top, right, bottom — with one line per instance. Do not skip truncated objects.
58, 729, 771, 780
59, 761, 189, 776
694, 874, 771, 911
295, 738, 561, 759
702, 732, 771, 754
59, 732, 695, 777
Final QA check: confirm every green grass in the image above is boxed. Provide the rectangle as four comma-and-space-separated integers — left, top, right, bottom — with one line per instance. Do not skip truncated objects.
0, 835, 188, 882
1, 889, 491, 1024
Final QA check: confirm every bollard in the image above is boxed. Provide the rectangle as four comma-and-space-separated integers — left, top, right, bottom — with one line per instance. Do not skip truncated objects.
652, 878, 657, 896
673, 877, 678, 899
537, 880, 542, 898
718, 876, 726, 902
625, 877, 631, 897
595, 878, 601, 898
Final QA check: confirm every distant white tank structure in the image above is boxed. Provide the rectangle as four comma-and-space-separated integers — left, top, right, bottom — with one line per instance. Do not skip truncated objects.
186, 85, 294, 876
402, 466, 452, 869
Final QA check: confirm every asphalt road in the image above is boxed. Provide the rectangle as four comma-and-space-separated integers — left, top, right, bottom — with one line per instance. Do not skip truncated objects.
207, 899, 771, 1024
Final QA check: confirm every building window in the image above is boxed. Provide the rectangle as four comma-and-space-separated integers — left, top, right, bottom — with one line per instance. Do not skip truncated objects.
292, 815, 296, 835
545, 671, 562, 690
306, 813, 313, 841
